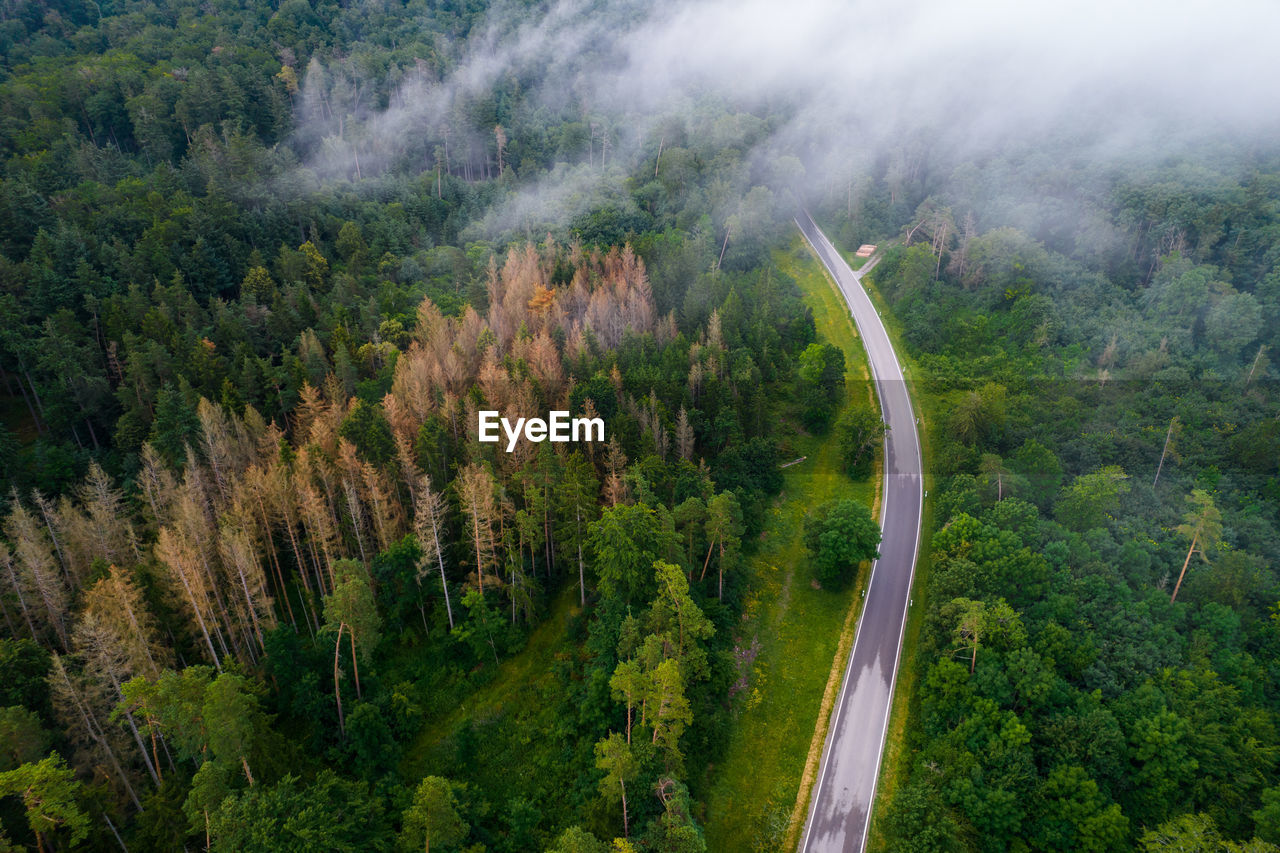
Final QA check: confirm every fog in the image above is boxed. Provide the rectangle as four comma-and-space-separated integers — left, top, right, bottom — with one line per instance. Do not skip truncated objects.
297, 0, 1280, 234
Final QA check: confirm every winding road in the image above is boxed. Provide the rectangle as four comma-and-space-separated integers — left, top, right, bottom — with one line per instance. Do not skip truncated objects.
795, 211, 924, 853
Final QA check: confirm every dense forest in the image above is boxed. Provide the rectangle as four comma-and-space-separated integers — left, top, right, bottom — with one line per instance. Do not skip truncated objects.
0, 0, 827, 849
1, 0, 1279, 850
846, 153, 1280, 850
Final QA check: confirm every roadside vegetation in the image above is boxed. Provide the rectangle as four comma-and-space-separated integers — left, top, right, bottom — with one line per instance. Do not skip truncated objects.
704, 241, 881, 851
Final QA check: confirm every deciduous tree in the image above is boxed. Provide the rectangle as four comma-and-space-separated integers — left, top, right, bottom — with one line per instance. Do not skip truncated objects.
0, 755, 89, 853
803, 499, 880, 588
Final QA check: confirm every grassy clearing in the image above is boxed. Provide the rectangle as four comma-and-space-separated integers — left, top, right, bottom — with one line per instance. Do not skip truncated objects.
399, 589, 579, 782
702, 239, 881, 852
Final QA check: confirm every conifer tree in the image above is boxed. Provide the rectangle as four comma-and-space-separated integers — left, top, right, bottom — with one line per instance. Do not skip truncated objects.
412, 472, 455, 630
155, 526, 221, 670
595, 733, 637, 838
323, 560, 381, 733
5, 499, 69, 649
556, 452, 599, 607
457, 463, 500, 592
49, 654, 141, 810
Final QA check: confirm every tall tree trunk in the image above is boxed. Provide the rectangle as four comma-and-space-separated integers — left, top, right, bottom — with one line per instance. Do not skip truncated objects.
576, 506, 585, 607
32, 494, 69, 583
333, 622, 346, 735
1154, 417, 1176, 487
171, 561, 221, 671
102, 665, 160, 788
3, 553, 38, 639
281, 519, 319, 633
53, 660, 142, 810
700, 536, 717, 582
22, 368, 46, 424
349, 629, 361, 699
122, 706, 160, 787
255, 494, 296, 629
101, 812, 127, 852
620, 778, 629, 838
1171, 532, 1198, 603
718, 538, 725, 601
1245, 344, 1267, 389
13, 369, 43, 433
543, 484, 554, 581
428, 510, 454, 631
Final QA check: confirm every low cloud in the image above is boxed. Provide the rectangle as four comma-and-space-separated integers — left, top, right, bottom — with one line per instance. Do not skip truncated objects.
292, 0, 1280, 232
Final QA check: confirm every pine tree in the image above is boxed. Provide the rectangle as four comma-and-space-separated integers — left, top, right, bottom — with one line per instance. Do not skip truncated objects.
29, 490, 71, 585
5, 499, 69, 649
0, 542, 38, 639
76, 461, 138, 567
48, 654, 141, 810
1171, 489, 1223, 603
556, 452, 600, 607
360, 460, 402, 553
400, 776, 468, 853
701, 492, 743, 601
241, 464, 297, 630
155, 527, 221, 670
412, 472, 455, 631
648, 658, 691, 762
217, 519, 274, 657
609, 659, 647, 745
336, 439, 370, 564
138, 442, 178, 527
457, 463, 500, 592
675, 407, 695, 461
198, 397, 238, 505
82, 567, 167, 680
595, 733, 637, 838
72, 610, 161, 787
295, 452, 339, 593
323, 560, 381, 733
603, 438, 630, 506
203, 673, 264, 787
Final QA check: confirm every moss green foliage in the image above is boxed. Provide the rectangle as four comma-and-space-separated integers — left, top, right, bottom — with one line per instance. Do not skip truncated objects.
0, 755, 89, 850
803, 499, 881, 588
399, 776, 468, 853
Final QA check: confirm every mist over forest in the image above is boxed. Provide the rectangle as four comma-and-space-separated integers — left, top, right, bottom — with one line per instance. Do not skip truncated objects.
0, 0, 1279, 850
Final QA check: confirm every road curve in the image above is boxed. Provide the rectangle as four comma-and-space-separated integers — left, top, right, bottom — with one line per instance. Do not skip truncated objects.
796, 211, 924, 853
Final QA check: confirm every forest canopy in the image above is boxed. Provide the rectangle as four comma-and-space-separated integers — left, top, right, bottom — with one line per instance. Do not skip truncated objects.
1, 0, 1279, 850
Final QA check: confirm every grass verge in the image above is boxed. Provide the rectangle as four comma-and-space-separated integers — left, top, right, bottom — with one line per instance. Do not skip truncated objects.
701, 238, 881, 852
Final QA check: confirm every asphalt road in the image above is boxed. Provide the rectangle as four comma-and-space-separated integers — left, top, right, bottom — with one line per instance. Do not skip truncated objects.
796, 211, 924, 853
